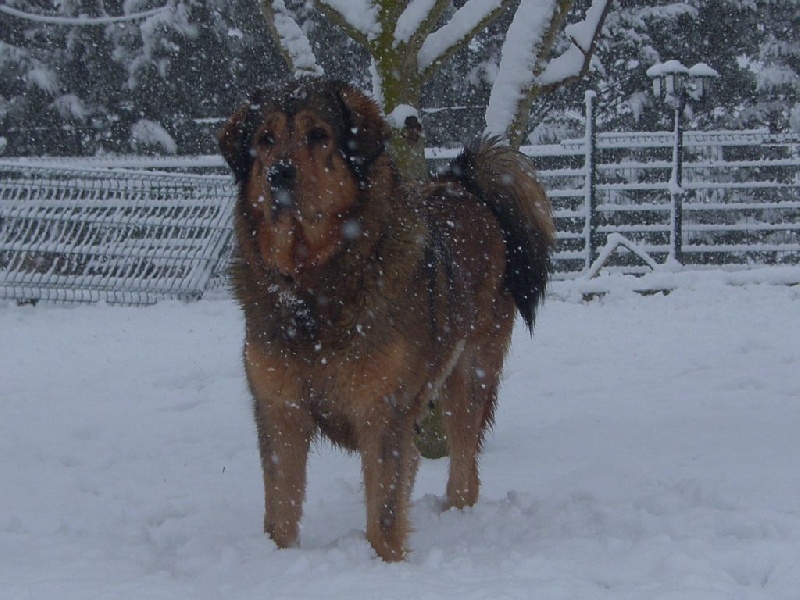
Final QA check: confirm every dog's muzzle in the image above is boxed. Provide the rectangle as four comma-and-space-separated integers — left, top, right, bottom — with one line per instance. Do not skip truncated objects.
268, 161, 296, 218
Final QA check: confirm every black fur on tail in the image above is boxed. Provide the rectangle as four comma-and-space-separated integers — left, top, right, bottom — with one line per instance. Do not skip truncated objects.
448, 136, 555, 333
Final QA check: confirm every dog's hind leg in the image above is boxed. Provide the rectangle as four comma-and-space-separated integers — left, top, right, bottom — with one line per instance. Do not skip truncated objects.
441, 328, 510, 510
441, 363, 486, 510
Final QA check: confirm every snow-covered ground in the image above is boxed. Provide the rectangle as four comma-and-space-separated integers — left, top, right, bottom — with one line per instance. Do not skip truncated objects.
2, 277, 799, 599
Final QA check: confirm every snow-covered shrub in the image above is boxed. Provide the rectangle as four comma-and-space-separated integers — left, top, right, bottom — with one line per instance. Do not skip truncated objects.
130, 119, 177, 154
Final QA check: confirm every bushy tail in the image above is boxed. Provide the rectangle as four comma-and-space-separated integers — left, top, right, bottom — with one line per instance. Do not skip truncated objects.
448, 136, 555, 333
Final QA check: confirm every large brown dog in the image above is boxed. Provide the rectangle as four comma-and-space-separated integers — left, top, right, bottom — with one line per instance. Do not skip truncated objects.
219, 80, 554, 561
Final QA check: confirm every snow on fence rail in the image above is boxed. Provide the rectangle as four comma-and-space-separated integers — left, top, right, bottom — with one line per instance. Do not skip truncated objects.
1, 116, 798, 304
0, 162, 235, 304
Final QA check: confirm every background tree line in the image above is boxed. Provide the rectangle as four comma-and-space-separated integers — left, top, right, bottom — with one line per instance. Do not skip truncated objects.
1, 0, 797, 157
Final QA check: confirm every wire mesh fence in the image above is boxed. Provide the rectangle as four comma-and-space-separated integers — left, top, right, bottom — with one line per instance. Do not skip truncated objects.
2, 120, 798, 306
0, 162, 235, 305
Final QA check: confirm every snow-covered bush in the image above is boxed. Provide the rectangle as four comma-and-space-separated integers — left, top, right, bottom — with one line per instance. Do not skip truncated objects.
130, 119, 177, 154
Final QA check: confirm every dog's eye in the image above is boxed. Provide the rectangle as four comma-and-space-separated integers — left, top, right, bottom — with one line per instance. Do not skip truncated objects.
307, 128, 329, 146
258, 132, 275, 147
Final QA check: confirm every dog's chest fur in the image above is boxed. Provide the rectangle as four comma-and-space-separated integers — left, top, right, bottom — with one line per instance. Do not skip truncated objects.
235, 190, 505, 449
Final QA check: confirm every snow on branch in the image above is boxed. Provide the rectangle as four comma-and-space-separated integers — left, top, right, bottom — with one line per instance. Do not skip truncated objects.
395, 0, 446, 48
317, 0, 380, 44
262, 1, 324, 77
485, 0, 560, 137
417, 0, 510, 77
485, 0, 612, 145
565, 0, 609, 52
0, 3, 169, 26
538, 0, 612, 89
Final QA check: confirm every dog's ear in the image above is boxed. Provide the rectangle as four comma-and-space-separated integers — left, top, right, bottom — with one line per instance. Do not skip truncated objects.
336, 85, 390, 175
218, 103, 254, 184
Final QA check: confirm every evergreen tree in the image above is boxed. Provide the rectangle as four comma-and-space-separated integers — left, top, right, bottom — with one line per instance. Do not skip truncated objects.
745, 0, 799, 132
1, 0, 285, 155
1, 0, 797, 155
1, 1, 76, 154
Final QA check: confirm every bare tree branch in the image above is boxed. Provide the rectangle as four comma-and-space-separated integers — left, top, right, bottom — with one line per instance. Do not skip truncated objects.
418, 0, 513, 80
500, 0, 611, 147
537, 0, 613, 93
262, 0, 324, 77
486, 0, 574, 145
315, 0, 375, 48
401, 0, 450, 52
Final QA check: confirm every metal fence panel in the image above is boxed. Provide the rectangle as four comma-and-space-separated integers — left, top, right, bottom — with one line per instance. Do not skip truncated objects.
0, 162, 235, 305
1, 122, 798, 305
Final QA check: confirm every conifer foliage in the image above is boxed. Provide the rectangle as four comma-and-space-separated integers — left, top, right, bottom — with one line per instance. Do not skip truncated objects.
0, 0, 797, 157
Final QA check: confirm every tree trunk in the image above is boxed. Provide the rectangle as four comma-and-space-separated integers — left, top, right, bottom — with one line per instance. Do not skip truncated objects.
390, 120, 428, 183
372, 51, 445, 454
371, 6, 428, 183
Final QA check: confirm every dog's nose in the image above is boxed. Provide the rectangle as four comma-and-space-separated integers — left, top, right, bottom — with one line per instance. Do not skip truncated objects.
268, 161, 297, 190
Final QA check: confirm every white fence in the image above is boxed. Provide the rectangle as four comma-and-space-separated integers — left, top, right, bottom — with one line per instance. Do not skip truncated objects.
0, 162, 234, 304
1, 116, 798, 304
431, 97, 800, 276
528, 96, 800, 275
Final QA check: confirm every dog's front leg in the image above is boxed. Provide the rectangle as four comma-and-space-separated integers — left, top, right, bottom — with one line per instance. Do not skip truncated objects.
360, 404, 419, 562
246, 344, 313, 549
254, 398, 314, 548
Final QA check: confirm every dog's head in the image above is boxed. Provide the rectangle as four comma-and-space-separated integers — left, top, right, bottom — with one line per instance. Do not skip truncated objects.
219, 80, 390, 277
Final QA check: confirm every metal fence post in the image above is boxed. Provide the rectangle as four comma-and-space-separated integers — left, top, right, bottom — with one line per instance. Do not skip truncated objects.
584, 90, 598, 271
670, 94, 685, 264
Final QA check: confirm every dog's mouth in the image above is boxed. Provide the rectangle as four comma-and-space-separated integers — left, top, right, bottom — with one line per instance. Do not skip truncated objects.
253, 211, 308, 277
250, 190, 335, 278
270, 188, 295, 222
